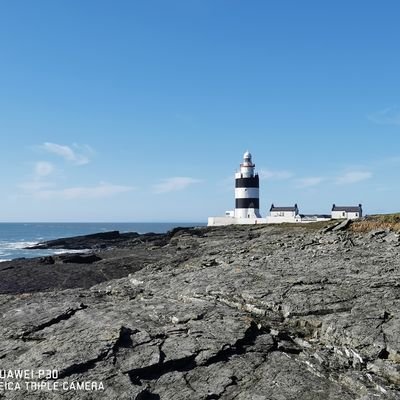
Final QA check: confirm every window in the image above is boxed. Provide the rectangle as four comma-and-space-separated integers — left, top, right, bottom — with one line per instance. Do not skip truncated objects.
342, 212, 346, 217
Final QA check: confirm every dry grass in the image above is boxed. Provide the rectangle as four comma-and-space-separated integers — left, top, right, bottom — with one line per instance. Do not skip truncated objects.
255, 220, 339, 232
350, 213, 400, 232
278, 220, 338, 230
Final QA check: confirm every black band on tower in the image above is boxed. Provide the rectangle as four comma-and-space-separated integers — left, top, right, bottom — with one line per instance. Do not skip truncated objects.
235, 198, 260, 209
235, 176, 259, 188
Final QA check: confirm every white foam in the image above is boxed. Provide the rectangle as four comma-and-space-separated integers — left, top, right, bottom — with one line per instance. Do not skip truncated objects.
0, 241, 38, 250
53, 249, 91, 255
0, 259, 11, 263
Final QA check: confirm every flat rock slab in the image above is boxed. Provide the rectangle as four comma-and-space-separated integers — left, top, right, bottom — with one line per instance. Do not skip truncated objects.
0, 224, 400, 399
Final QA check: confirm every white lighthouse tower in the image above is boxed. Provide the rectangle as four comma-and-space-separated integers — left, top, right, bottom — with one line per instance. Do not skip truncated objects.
234, 151, 262, 219
207, 151, 266, 226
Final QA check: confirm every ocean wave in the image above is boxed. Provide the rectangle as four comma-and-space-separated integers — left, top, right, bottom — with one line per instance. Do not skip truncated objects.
0, 241, 38, 250
0, 259, 11, 263
53, 249, 91, 255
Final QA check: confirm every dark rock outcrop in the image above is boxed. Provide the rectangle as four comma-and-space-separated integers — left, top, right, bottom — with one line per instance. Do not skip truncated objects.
27, 231, 134, 250
60, 254, 102, 264
1, 224, 400, 399
26, 229, 184, 251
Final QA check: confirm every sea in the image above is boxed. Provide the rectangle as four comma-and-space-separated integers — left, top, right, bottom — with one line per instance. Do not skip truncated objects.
0, 222, 205, 262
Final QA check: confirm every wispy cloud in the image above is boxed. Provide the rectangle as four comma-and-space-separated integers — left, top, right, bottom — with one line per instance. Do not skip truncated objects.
41, 142, 92, 165
336, 171, 372, 185
368, 106, 400, 125
153, 177, 201, 194
34, 161, 54, 178
259, 169, 293, 181
18, 161, 55, 192
34, 183, 133, 200
19, 145, 131, 201
295, 177, 325, 188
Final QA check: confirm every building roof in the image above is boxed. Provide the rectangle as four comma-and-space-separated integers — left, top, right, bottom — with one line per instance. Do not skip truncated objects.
332, 204, 362, 212
270, 204, 298, 212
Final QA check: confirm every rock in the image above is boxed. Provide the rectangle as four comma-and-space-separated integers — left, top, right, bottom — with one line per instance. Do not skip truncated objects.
331, 219, 352, 232
27, 231, 141, 250
61, 254, 102, 264
0, 223, 400, 399
38, 256, 55, 264
384, 232, 400, 244
368, 229, 388, 239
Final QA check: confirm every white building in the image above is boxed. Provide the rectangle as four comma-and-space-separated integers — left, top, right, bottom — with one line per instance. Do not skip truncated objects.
266, 204, 302, 223
331, 204, 362, 220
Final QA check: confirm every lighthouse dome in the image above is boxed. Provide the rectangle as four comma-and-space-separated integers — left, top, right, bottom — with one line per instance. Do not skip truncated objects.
243, 151, 252, 160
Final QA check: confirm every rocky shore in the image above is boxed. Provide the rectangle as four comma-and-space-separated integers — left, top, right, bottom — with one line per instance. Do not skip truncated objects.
0, 221, 400, 399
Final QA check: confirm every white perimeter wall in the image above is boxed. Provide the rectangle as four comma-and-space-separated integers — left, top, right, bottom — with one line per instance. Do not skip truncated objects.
208, 217, 267, 226
208, 215, 332, 226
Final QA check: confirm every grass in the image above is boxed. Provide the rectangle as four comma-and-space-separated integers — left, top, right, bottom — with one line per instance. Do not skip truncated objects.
247, 219, 339, 232
272, 220, 338, 231
350, 213, 400, 232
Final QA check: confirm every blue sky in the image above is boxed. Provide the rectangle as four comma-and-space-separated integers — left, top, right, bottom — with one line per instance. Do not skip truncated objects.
1, 0, 400, 222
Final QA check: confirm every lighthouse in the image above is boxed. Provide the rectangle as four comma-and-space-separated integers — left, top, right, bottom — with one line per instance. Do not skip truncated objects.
207, 151, 266, 226
234, 151, 262, 219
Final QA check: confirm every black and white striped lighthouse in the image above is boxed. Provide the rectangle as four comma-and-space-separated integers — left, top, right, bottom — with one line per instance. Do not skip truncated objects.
234, 151, 262, 219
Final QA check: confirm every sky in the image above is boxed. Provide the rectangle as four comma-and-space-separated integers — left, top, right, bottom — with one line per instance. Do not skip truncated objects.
1, 0, 400, 222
